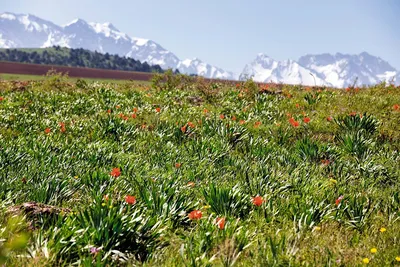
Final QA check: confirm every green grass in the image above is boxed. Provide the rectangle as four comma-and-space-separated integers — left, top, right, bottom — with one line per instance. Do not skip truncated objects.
0, 74, 400, 266
0, 72, 150, 85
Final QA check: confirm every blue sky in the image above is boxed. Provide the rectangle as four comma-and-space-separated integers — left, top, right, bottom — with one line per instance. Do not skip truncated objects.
2, 0, 399, 72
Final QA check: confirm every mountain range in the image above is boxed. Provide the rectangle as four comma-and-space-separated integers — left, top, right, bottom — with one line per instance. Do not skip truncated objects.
0, 12, 398, 87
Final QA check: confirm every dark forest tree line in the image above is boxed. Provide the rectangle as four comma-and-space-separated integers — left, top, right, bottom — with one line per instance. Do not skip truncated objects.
0, 46, 167, 73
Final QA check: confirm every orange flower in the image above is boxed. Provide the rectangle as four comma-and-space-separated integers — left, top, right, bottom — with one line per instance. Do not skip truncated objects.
141, 124, 147, 129
295, 103, 300, 108
187, 121, 195, 128
220, 114, 225, 119
187, 181, 195, 187
59, 122, 66, 133
239, 120, 246, 125
0, 97, 4, 101
203, 108, 208, 114
110, 168, 121, 178
44, 128, 51, 134
335, 195, 344, 206
155, 107, 161, 113
393, 104, 399, 111
107, 109, 111, 114
175, 163, 181, 168
232, 116, 237, 121
125, 195, 136, 205
188, 210, 202, 220
103, 195, 109, 201
181, 125, 187, 133
349, 112, 357, 116
252, 196, 264, 206
289, 117, 300, 128
116, 105, 121, 109
216, 217, 226, 230
326, 116, 332, 122
345, 87, 351, 92
133, 107, 138, 113
254, 121, 262, 128
131, 113, 137, 119
303, 117, 310, 123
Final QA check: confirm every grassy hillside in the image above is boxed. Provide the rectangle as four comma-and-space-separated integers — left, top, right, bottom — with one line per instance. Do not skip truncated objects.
0, 75, 399, 266
0, 46, 165, 73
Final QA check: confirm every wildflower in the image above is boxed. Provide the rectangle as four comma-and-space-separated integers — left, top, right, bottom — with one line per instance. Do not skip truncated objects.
74, 176, 78, 179
216, 217, 226, 230
346, 87, 351, 92
110, 168, 121, 178
370, 248, 377, 254
335, 195, 344, 206
349, 111, 357, 116
101, 203, 106, 207
141, 124, 147, 129
203, 108, 208, 113
90, 247, 101, 255
125, 195, 136, 205
131, 113, 137, 119
59, 122, 66, 133
103, 195, 109, 201
187, 121, 195, 128
330, 178, 337, 185
326, 116, 333, 122
133, 107, 138, 113
175, 163, 181, 168
254, 121, 262, 128
44, 128, 51, 134
395, 256, 400, 262
187, 182, 195, 187
220, 114, 225, 119
380, 227, 386, 233
289, 117, 300, 128
232, 116, 237, 121
362, 258, 369, 264
107, 109, 111, 114
155, 107, 161, 113
303, 117, 311, 124
188, 210, 202, 220
295, 103, 300, 108
0, 97, 3, 101
239, 120, 246, 125
116, 105, 121, 109
181, 125, 187, 133
252, 196, 264, 206
393, 104, 399, 111
203, 205, 211, 209
314, 226, 321, 231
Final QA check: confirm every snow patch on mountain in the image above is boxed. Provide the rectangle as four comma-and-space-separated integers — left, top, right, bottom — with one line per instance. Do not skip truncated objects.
240, 54, 328, 86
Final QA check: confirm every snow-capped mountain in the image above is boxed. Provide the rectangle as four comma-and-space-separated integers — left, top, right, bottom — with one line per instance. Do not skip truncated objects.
240, 54, 329, 86
177, 58, 237, 80
1, 12, 399, 86
298, 52, 397, 87
0, 12, 234, 79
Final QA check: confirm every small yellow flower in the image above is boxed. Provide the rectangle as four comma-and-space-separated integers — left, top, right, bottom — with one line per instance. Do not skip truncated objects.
370, 248, 377, 254
74, 176, 79, 179
203, 205, 211, 209
395, 256, 400, 262
101, 203, 106, 207
314, 226, 321, 231
329, 178, 337, 185
380, 227, 387, 233
109, 205, 113, 209
362, 258, 370, 264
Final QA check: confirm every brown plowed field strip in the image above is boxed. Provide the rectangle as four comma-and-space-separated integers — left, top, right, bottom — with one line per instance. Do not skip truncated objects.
0, 61, 155, 81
